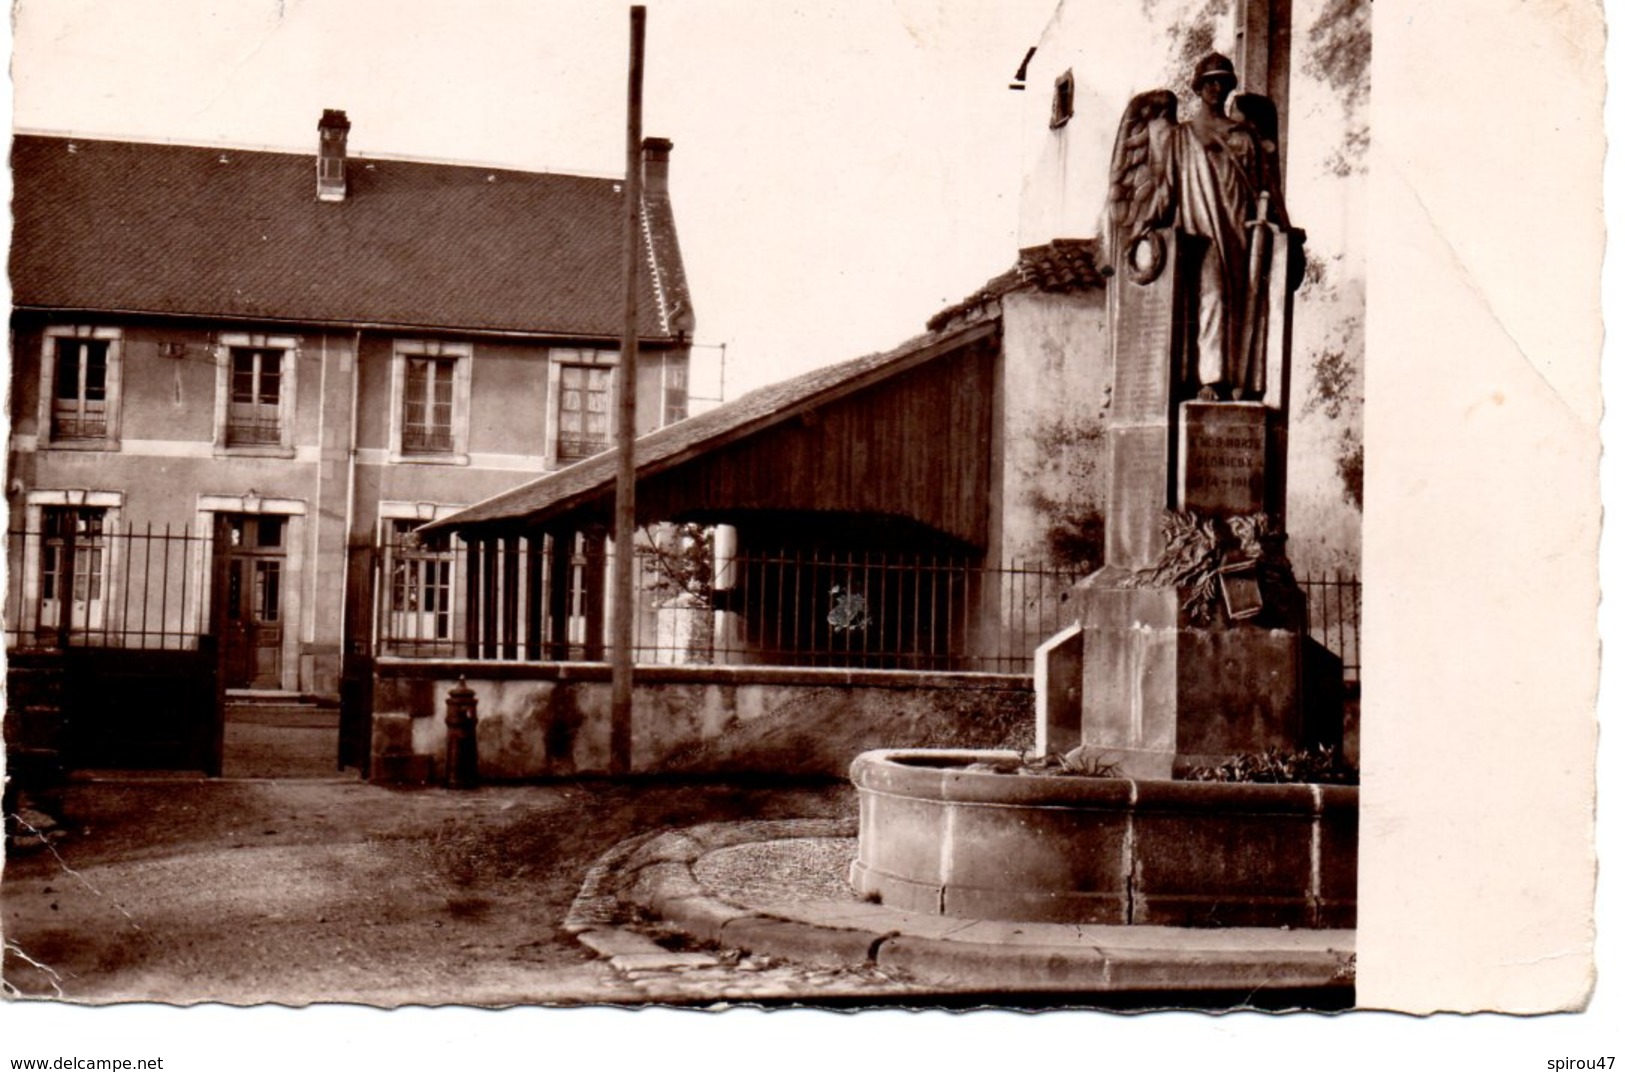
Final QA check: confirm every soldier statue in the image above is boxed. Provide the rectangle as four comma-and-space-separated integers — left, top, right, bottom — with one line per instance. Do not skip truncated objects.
1103, 53, 1289, 401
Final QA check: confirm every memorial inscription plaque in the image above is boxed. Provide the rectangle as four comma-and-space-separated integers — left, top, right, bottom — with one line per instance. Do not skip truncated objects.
1177, 401, 1268, 516
1108, 426, 1173, 570
1109, 227, 1178, 424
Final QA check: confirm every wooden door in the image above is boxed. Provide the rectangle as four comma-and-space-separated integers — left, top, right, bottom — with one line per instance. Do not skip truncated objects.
220, 515, 286, 689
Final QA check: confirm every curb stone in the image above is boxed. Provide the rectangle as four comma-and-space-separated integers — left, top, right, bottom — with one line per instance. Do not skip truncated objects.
717, 916, 892, 969
562, 828, 664, 934
577, 819, 1355, 995
657, 895, 757, 945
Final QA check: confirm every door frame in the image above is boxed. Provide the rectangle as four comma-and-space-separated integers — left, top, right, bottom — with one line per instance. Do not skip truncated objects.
196, 493, 306, 693
219, 513, 289, 689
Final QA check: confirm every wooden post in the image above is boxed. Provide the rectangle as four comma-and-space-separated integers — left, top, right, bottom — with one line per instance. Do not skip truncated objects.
548, 531, 574, 660
464, 536, 482, 660
610, 6, 645, 775
501, 533, 520, 660
584, 528, 608, 663
525, 535, 544, 661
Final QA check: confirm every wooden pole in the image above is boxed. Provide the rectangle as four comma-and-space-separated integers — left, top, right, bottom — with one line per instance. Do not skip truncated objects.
610, 5, 646, 775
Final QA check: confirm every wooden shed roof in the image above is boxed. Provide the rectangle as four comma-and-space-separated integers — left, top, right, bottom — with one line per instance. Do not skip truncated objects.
425, 319, 1000, 543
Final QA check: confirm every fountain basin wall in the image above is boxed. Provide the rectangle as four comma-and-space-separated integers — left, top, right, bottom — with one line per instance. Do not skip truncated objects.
850, 749, 1356, 928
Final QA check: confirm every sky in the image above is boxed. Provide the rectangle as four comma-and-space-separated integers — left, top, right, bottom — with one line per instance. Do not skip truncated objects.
9, 0, 1061, 400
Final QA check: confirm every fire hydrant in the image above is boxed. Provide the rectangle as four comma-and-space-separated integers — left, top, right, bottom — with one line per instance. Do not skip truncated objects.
444, 676, 479, 789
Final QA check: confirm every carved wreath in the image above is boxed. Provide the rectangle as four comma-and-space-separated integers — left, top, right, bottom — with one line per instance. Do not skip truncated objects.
1129, 511, 1290, 623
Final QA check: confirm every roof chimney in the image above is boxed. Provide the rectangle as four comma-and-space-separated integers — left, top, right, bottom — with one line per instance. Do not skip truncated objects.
641, 137, 672, 198
317, 109, 351, 202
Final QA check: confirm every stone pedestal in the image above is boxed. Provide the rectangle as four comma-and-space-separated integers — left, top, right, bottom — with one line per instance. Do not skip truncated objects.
1035, 212, 1314, 771
1074, 577, 1303, 779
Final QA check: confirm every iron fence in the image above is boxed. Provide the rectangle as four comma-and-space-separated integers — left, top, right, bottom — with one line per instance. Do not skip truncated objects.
5, 523, 214, 650
374, 534, 1364, 682
376, 535, 1084, 674
1301, 571, 1361, 685
695, 550, 1079, 673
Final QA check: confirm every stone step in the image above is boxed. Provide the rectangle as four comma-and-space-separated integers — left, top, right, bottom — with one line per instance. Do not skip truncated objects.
225, 704, 339, 728
225, 689, 309, 703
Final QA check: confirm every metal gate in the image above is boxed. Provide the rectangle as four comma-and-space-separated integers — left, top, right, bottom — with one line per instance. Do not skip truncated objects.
337, 543, 376, 776
4, 517, 227, 775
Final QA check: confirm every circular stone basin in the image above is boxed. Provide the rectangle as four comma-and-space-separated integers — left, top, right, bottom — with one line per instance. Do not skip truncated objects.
849, 749, 1356, 928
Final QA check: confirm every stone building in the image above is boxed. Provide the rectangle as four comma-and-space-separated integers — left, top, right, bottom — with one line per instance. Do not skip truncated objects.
6, 114, 695, 702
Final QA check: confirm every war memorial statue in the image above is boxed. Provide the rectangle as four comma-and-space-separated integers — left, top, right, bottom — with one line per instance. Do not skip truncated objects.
1033, 51, 1332, 779
852, 43, 1355, 939
1104, 52, 1293, 403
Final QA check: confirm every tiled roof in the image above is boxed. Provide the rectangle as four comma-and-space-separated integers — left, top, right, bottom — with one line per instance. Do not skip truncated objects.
925, 238, 1104, 332
425, 319, 999, 532
9, 133, 690, 340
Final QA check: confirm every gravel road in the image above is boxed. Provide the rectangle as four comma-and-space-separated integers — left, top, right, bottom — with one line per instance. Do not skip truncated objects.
2, 776, 854, 1005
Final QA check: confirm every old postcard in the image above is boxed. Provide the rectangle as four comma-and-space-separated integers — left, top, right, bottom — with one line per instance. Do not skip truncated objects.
0, 0, 1611, 1063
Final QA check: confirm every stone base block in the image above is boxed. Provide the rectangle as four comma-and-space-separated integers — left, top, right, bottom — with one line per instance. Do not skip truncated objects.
1034, 623, 1083, 756
1074, 579, 1304, 772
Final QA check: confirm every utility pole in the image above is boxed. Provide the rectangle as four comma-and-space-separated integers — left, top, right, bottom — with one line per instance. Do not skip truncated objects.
610, 6, 646, 775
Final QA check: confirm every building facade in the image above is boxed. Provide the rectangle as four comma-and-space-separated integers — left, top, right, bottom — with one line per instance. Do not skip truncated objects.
7, 116, 694, 699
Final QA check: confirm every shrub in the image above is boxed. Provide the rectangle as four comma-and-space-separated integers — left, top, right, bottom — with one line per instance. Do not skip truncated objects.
965, 746, 1122, 779
1185, 744, 1358, 786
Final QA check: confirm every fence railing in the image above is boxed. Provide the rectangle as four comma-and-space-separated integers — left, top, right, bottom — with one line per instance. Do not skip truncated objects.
376, 537, 1084, 674
1301, 571, 1361, 686
4, 519, 1360, 679
378, 534, 1364, 683
696, 550, 1079, 673
5, 524, 213, 650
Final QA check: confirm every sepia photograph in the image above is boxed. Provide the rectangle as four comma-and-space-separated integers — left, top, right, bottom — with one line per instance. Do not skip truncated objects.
0, 0, 1609, 1063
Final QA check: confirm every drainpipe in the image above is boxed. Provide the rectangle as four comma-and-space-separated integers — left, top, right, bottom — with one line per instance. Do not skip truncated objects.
338, 330, 362, 662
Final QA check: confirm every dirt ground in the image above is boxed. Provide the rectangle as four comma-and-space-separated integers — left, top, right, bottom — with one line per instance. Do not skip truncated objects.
1, 775, 854, 1006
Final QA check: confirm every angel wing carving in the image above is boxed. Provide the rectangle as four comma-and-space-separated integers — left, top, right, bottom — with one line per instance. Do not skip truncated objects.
1102, 88, 1178, 275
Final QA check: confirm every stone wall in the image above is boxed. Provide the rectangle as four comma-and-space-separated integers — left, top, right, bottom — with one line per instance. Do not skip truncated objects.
990, 290, 1111, 570
370, 659, 1035, 783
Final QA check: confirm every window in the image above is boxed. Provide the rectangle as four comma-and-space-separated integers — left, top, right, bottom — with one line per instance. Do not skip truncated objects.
39, 326, 122, 448
557, 365, 613, 462
215, 335, 297, 454
39, 507, 107, 632
225, 513, 285, 550
52, 339, 110, 439
383, 517, 456, 651
661, 355, 689, 427
1051, 69, 1075, 129
389, 341, 473, 463
227, 554, 282, 625
546, 347, 619, 468
403, 357, 456, 454
228, 348, 284, 445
